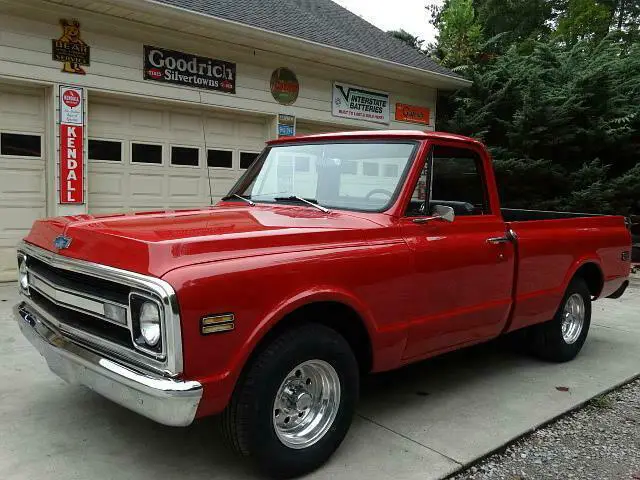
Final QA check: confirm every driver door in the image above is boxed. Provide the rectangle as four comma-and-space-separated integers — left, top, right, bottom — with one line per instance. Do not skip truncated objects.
401, 143, 515, 360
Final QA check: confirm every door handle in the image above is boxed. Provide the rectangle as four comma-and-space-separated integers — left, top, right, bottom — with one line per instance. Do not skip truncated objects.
486, 236, 511, 244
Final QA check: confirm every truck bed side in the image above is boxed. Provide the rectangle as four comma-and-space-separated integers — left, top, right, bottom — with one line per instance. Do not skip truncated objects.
505, 215, 631, 332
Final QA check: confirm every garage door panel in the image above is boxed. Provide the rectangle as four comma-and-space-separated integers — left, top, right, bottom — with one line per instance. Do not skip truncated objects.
0, 83, 46, 281
237, 120, 265, 141
206, 117, 235, 137
169, 112, 203, 139
129, 173, 164, 197
0, 165, 45, 195
0, 89, 44, 131
168, 175, 205, 198
131, 108, 164, 128
88, 171, 124, 196
0, 205, 45, 233
211, 178, 236, 197
87, 102, 125, 123
0, 246, 19, 282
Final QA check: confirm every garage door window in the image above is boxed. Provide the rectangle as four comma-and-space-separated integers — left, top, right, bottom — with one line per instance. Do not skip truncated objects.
208, 149, 233, 168
89, 139, 121, 162
1, 132, 42, 157
171, 145, 199, 167
131, 142, 163, 165
240, 151, 259, 169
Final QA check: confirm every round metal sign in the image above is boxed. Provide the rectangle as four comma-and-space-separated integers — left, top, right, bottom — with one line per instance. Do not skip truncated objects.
270, 67, 299, 105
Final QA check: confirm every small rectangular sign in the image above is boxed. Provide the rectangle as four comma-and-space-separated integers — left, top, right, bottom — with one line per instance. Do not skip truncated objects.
60, 86, 83, 125
143, 45, 236, 94
278, 114, 296, 137
395, 103, 431, 125
59, 124, 84, 204
332, 82, 389, 124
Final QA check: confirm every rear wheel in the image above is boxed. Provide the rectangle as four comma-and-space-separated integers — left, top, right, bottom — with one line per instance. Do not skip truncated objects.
221, 323, 359, 478
529, 277, 592, 362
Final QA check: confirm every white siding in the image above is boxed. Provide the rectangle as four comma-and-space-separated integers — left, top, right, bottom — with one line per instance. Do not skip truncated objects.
0, 12, 437, 131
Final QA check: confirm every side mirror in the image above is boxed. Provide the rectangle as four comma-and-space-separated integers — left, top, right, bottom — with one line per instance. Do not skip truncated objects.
412, 204, 455, 224
432, 204, 455, 222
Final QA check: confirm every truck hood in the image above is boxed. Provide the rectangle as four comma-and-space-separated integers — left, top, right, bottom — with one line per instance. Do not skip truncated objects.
24, 205, 387, 277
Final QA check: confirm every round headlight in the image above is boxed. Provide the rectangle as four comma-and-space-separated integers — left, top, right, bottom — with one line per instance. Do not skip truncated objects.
18, 257, 29, 291
139, 301, 161, 347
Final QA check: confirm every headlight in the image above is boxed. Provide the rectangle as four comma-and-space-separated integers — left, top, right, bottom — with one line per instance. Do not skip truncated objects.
17, 254, 29, 293
139, 301, 161, 347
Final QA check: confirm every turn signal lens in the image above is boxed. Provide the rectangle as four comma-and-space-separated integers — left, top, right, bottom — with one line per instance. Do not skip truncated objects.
201, 313, 235, 334
139, 301, 161, 347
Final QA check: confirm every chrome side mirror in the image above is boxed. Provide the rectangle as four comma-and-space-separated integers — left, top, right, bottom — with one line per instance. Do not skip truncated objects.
432, 204, 455, 222
412, 204, 455, 224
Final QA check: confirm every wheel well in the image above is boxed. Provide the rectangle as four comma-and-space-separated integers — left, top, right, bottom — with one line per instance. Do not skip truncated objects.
573, 262, 604, 298
256, 301, 373, 374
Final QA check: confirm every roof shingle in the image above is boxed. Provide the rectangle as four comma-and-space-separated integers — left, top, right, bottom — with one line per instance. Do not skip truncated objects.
153, 0, 462, 79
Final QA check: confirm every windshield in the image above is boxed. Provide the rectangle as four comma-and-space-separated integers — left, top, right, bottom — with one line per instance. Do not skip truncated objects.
230, 141, 418, 212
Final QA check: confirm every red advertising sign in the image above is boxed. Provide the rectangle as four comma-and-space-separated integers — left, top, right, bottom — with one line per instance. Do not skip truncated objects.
59, 85, 84, 204
395, 103, 431, 125
62, 89, 80, 108
59, 124, 84, 203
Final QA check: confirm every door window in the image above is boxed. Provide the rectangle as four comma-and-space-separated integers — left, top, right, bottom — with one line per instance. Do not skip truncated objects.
431, 146, 487, 216
406, 146, 488, 216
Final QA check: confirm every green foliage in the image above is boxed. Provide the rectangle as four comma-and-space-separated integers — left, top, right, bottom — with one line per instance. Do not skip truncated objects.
437, 0, 483, 67
388, 29, 425, 51
476, 0, 554, 50
431, 0, 640, 214
555, 0, 614, 44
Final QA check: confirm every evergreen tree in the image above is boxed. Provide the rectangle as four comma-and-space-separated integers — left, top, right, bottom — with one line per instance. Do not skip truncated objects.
430, 0, 640, 214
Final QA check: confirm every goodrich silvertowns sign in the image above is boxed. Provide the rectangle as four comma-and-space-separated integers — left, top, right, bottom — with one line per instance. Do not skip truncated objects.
143, 45, 236, 94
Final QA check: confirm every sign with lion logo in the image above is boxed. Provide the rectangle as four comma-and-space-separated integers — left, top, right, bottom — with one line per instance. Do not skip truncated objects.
52, 19, 90, 74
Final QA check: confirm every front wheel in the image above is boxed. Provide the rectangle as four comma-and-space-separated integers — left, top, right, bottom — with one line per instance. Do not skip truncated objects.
221, 323, 359, 478
529, 277, 592, 362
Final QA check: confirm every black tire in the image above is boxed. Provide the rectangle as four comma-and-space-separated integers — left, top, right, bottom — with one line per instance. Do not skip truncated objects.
529, 277, 592, 362
221, 323, 359, 478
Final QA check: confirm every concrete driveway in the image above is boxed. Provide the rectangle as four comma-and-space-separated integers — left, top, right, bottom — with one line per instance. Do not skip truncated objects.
1, 278, 638, 480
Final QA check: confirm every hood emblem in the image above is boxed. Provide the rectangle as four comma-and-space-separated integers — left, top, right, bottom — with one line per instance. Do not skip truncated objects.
54, 235, 72, 249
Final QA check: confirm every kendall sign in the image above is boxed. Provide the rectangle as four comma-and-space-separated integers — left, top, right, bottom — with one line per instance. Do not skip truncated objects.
59, 86, 84, 204
143, 45, 236, 94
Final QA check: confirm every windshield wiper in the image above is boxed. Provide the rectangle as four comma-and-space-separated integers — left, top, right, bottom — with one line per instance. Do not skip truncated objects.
274, 196, 330, 213
220, 193, 255, 206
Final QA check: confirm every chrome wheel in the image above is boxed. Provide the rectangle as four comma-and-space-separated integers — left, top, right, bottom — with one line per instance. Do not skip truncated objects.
561, 293, 585, 344
273, 359, 341, 449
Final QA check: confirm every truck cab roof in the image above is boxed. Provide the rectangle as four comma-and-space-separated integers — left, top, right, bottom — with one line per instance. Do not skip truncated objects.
267, 130, 484, 147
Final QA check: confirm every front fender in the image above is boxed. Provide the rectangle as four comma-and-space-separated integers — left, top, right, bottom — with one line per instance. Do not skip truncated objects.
162, 241, 413, 417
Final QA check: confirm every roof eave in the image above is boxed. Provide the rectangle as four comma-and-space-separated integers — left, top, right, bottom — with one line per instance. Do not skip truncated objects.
110, 0, 471, 89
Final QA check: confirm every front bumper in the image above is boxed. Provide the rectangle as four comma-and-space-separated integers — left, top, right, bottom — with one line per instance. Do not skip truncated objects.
14, 302, 202, 427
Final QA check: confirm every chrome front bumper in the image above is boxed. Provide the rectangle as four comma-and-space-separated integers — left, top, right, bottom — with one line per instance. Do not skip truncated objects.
14, 302, 202, 427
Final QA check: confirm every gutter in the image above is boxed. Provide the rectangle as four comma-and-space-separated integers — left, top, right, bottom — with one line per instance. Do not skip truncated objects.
102, 0, 471, 89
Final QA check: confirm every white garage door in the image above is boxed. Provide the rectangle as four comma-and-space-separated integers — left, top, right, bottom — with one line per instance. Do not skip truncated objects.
0, 83, 46, 282
88, 99, 269, 214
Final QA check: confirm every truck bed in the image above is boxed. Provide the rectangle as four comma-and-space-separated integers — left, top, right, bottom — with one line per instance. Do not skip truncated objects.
501, 211, 630, 332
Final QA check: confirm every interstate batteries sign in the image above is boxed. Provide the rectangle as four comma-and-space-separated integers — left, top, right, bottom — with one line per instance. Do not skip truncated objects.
143, 45, 236, 94
332, 82, 389, 124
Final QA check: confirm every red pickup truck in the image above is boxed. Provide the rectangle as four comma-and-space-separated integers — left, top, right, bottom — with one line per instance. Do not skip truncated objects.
15, 131, 631, 477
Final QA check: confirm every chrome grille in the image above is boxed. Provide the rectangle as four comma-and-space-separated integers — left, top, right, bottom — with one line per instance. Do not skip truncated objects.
17, 241, 184, 376
27, 262, 129, 327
